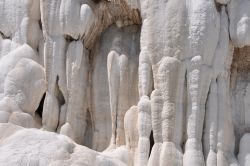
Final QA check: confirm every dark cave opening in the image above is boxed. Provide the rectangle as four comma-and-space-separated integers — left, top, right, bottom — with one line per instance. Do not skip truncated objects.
91, 0, 101, 3
55, 75, 66, 106
36, 93, 46, 118
149, 130, 154, 157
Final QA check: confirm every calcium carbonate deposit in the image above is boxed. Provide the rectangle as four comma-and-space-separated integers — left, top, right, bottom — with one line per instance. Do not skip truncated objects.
0, 0, 250, 166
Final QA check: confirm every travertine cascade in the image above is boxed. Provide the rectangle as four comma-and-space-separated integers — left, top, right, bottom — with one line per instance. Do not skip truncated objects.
0, 0, 250, 166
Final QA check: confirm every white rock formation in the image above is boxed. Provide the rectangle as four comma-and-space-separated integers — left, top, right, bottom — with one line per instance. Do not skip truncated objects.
1, 0, 250, 166
0, 123, 125, 166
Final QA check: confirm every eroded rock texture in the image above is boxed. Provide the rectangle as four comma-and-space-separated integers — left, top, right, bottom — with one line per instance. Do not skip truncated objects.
1, 0, 250, 166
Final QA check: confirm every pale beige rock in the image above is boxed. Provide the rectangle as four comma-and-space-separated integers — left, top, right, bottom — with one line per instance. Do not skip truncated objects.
148, 90, 162, 166
228, 0, 250, 47
0, 111, 10, 123
0, 44, 37, 94
238, 133, 250, 166
0, 123, 125, 166
62, 41, 89, 144
4, 58, 46, 114
124, 106, 138, 165
106, 25, 139, 148
8, 112, 35, 128
1, 0, 250, 166
137, 96, 151, 166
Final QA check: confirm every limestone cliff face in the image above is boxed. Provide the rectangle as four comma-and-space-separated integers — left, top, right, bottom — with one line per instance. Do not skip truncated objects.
1, 0, 250, 166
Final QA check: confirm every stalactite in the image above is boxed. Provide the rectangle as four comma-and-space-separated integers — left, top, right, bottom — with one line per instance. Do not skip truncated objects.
1, 0, 250, 166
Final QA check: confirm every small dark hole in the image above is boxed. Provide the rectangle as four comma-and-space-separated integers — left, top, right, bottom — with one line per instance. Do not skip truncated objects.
92, 0, 101, 3
149, 130, 154, 157
38, 20, 42, 30
36, 93, 46, 118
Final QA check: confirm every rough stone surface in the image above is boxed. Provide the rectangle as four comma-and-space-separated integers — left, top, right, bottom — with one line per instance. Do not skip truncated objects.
1, 0, 250, 166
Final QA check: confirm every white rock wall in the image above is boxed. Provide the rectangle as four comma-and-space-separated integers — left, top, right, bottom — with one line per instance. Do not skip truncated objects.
1, 0, 250, 166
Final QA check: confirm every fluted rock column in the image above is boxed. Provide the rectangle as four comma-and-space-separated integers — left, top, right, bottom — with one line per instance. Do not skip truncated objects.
158, 57, 181, 166
217, 74, 240, 166
210, 6, 239, 166
107, 51, 129, 147
148, 89, 163, 166
60, 41, 89, 145
203, 79, 218, 166
184, 0, 220, 165
124, 106, 139, 166
40, 0, 97, 144
137, 96, 151, 166
42, 36, 67, 132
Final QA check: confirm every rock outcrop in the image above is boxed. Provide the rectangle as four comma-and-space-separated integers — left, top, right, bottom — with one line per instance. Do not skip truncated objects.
1, 0, 250, 166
